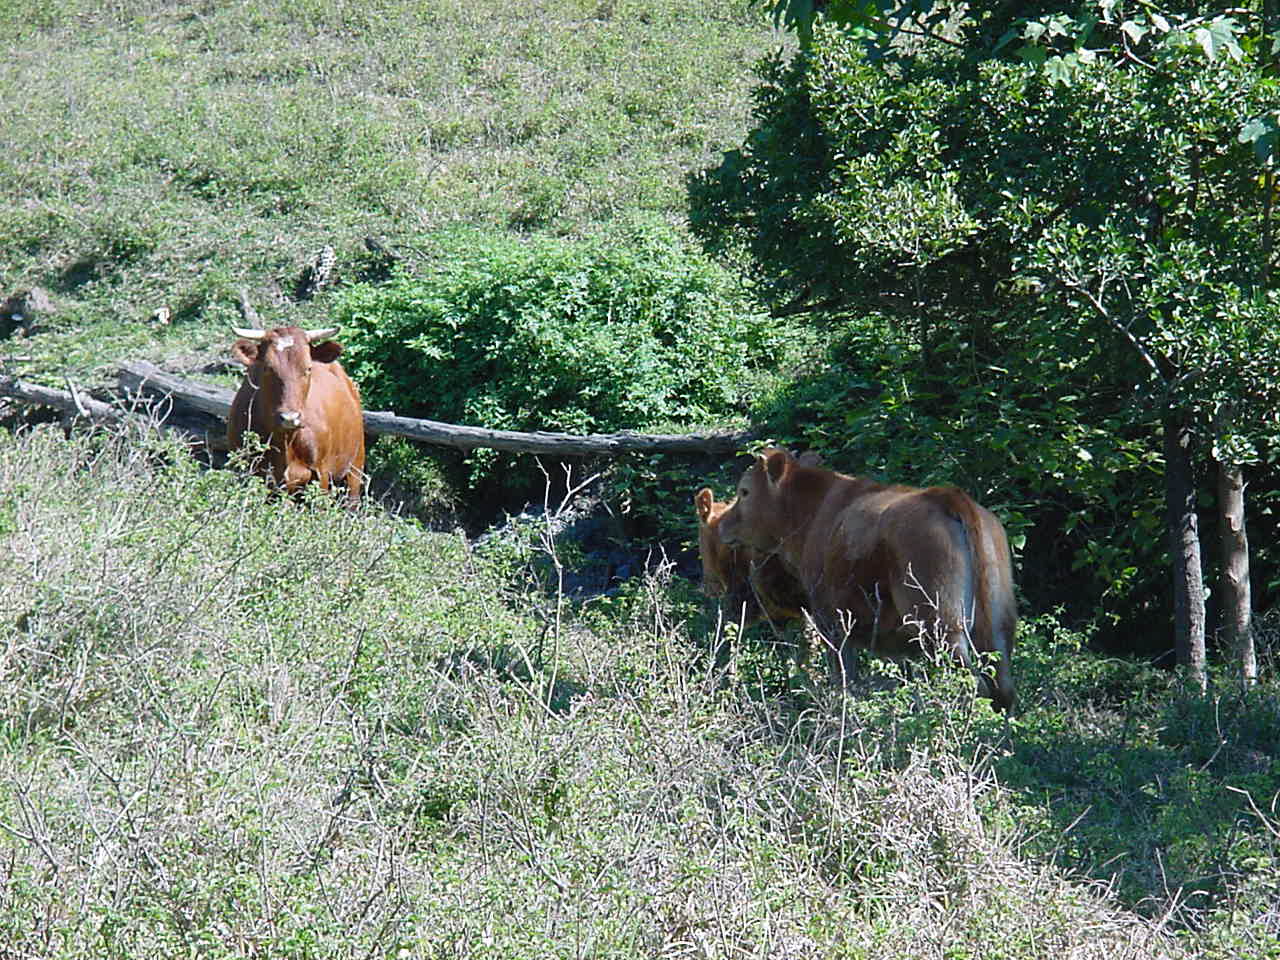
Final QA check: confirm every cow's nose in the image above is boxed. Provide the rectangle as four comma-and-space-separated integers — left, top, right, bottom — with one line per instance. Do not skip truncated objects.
277, 410, 302, 430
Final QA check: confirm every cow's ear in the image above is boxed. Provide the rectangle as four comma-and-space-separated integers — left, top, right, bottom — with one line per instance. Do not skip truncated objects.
762, 448, 791, 486
695, 487, 714, 523
232, 339, 261, 367
310, 340, 343, 363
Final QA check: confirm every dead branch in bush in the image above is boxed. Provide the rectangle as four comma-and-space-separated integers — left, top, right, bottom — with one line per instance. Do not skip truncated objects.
0, 373, 225, 448
116, 359, 754, 456
0, 374, 124, 424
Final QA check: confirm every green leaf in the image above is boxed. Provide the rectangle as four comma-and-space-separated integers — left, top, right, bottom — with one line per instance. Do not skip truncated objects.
1239, 115, 1280, 165
1120, 20, 1147, 44
1045, 55, 1076, 86
1194, 27, 1215, 61
1016, 44, 1047, 67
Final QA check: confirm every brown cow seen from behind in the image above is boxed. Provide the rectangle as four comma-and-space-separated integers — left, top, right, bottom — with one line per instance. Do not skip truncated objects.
717, 448, 1017, 710
227, 325, 365, 503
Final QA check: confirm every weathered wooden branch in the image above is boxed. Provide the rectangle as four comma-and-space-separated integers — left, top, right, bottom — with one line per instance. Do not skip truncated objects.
0, 375, 124, 423
0, 373, 221, 447
116, 360, 754, 456
117, 361, 235, 420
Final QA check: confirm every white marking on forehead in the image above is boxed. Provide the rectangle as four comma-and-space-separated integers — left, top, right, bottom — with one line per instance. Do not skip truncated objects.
273, 335, 295, 351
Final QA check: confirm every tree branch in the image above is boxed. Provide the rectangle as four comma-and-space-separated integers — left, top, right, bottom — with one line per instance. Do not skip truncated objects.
116, 360, 754, 456
1059, 276, 1167, 384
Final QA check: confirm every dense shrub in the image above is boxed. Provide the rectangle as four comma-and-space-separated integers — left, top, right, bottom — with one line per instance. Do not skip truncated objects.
332, 222, 801, 535
335, 223, 788, 445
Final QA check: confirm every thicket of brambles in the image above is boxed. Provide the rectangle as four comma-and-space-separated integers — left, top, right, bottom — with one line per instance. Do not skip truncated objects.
2, 0, 1280, 956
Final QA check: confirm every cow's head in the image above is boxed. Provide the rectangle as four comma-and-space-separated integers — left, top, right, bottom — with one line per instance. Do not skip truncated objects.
231, 325, 342, 433
695, 487, 739, 598
717, 447, 796, 553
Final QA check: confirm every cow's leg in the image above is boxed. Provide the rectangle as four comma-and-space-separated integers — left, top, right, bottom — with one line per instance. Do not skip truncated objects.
283, 462, 314, 494
340, 473, 360, 512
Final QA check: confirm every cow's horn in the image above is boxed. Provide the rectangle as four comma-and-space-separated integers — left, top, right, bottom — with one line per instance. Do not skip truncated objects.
304, 327, 339, 342
232, 326, 266, 340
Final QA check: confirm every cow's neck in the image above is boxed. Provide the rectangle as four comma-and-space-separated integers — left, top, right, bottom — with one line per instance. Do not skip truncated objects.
771, 467, 847, 567
767, 486, 819, 570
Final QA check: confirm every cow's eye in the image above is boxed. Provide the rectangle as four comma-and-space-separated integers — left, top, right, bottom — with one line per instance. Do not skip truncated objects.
739, 488, 749, 499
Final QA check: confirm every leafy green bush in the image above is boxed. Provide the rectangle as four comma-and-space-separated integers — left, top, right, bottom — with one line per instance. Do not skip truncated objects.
336, 222, 785, 439
334, 222, 798, 531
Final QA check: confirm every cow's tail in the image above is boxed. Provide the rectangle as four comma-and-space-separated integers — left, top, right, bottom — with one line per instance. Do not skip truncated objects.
964, 506, 1017, 711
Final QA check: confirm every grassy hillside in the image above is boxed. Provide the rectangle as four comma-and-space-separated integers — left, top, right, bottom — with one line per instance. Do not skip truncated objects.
2, 2, 1280, 957
0, 421, 1238, 959
0, 0, 778, 384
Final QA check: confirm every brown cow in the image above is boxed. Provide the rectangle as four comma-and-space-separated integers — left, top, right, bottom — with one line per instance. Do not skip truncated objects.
717, 448, 1016, 709
227, 325, 365, 503
695, 487, 807, 628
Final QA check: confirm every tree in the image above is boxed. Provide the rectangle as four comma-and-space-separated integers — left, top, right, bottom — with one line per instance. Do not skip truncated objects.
693, 1, 1280, 682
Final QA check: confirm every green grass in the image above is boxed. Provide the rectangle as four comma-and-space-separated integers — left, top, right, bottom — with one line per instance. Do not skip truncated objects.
0, 0, 781, 386
1, 422, 1228, 958
3, 2, 1280, 956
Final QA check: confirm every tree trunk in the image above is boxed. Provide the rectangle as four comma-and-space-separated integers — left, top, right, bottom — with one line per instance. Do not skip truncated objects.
1217, 457, 1256, 687
1163, 410, 1206, 692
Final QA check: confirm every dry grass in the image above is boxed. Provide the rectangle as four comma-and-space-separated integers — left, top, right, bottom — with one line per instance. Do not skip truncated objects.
0, 423, 1201, 958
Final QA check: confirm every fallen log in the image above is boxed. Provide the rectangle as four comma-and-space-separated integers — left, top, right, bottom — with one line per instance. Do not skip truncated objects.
0, 373, 221, 447
0, 375, 124, 424
116, 360, 753, 457
117, 360, 234, 420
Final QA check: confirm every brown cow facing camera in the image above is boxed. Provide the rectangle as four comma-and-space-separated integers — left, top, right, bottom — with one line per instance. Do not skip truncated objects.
227, 325, 365, 503
695, 486, 807, 629
717, 448, 1017, 710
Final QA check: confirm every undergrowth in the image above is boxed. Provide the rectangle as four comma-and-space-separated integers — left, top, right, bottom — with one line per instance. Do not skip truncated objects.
3, 423, 1276, 958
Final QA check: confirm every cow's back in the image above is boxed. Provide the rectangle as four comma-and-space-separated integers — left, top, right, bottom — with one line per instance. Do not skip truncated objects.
795, 478, 955, 640
797, 477, 1015, 699
718, 449, 1016, 707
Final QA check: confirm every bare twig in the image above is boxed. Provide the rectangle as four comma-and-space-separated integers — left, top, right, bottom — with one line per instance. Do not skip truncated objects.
1060, 276, 1166, 382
